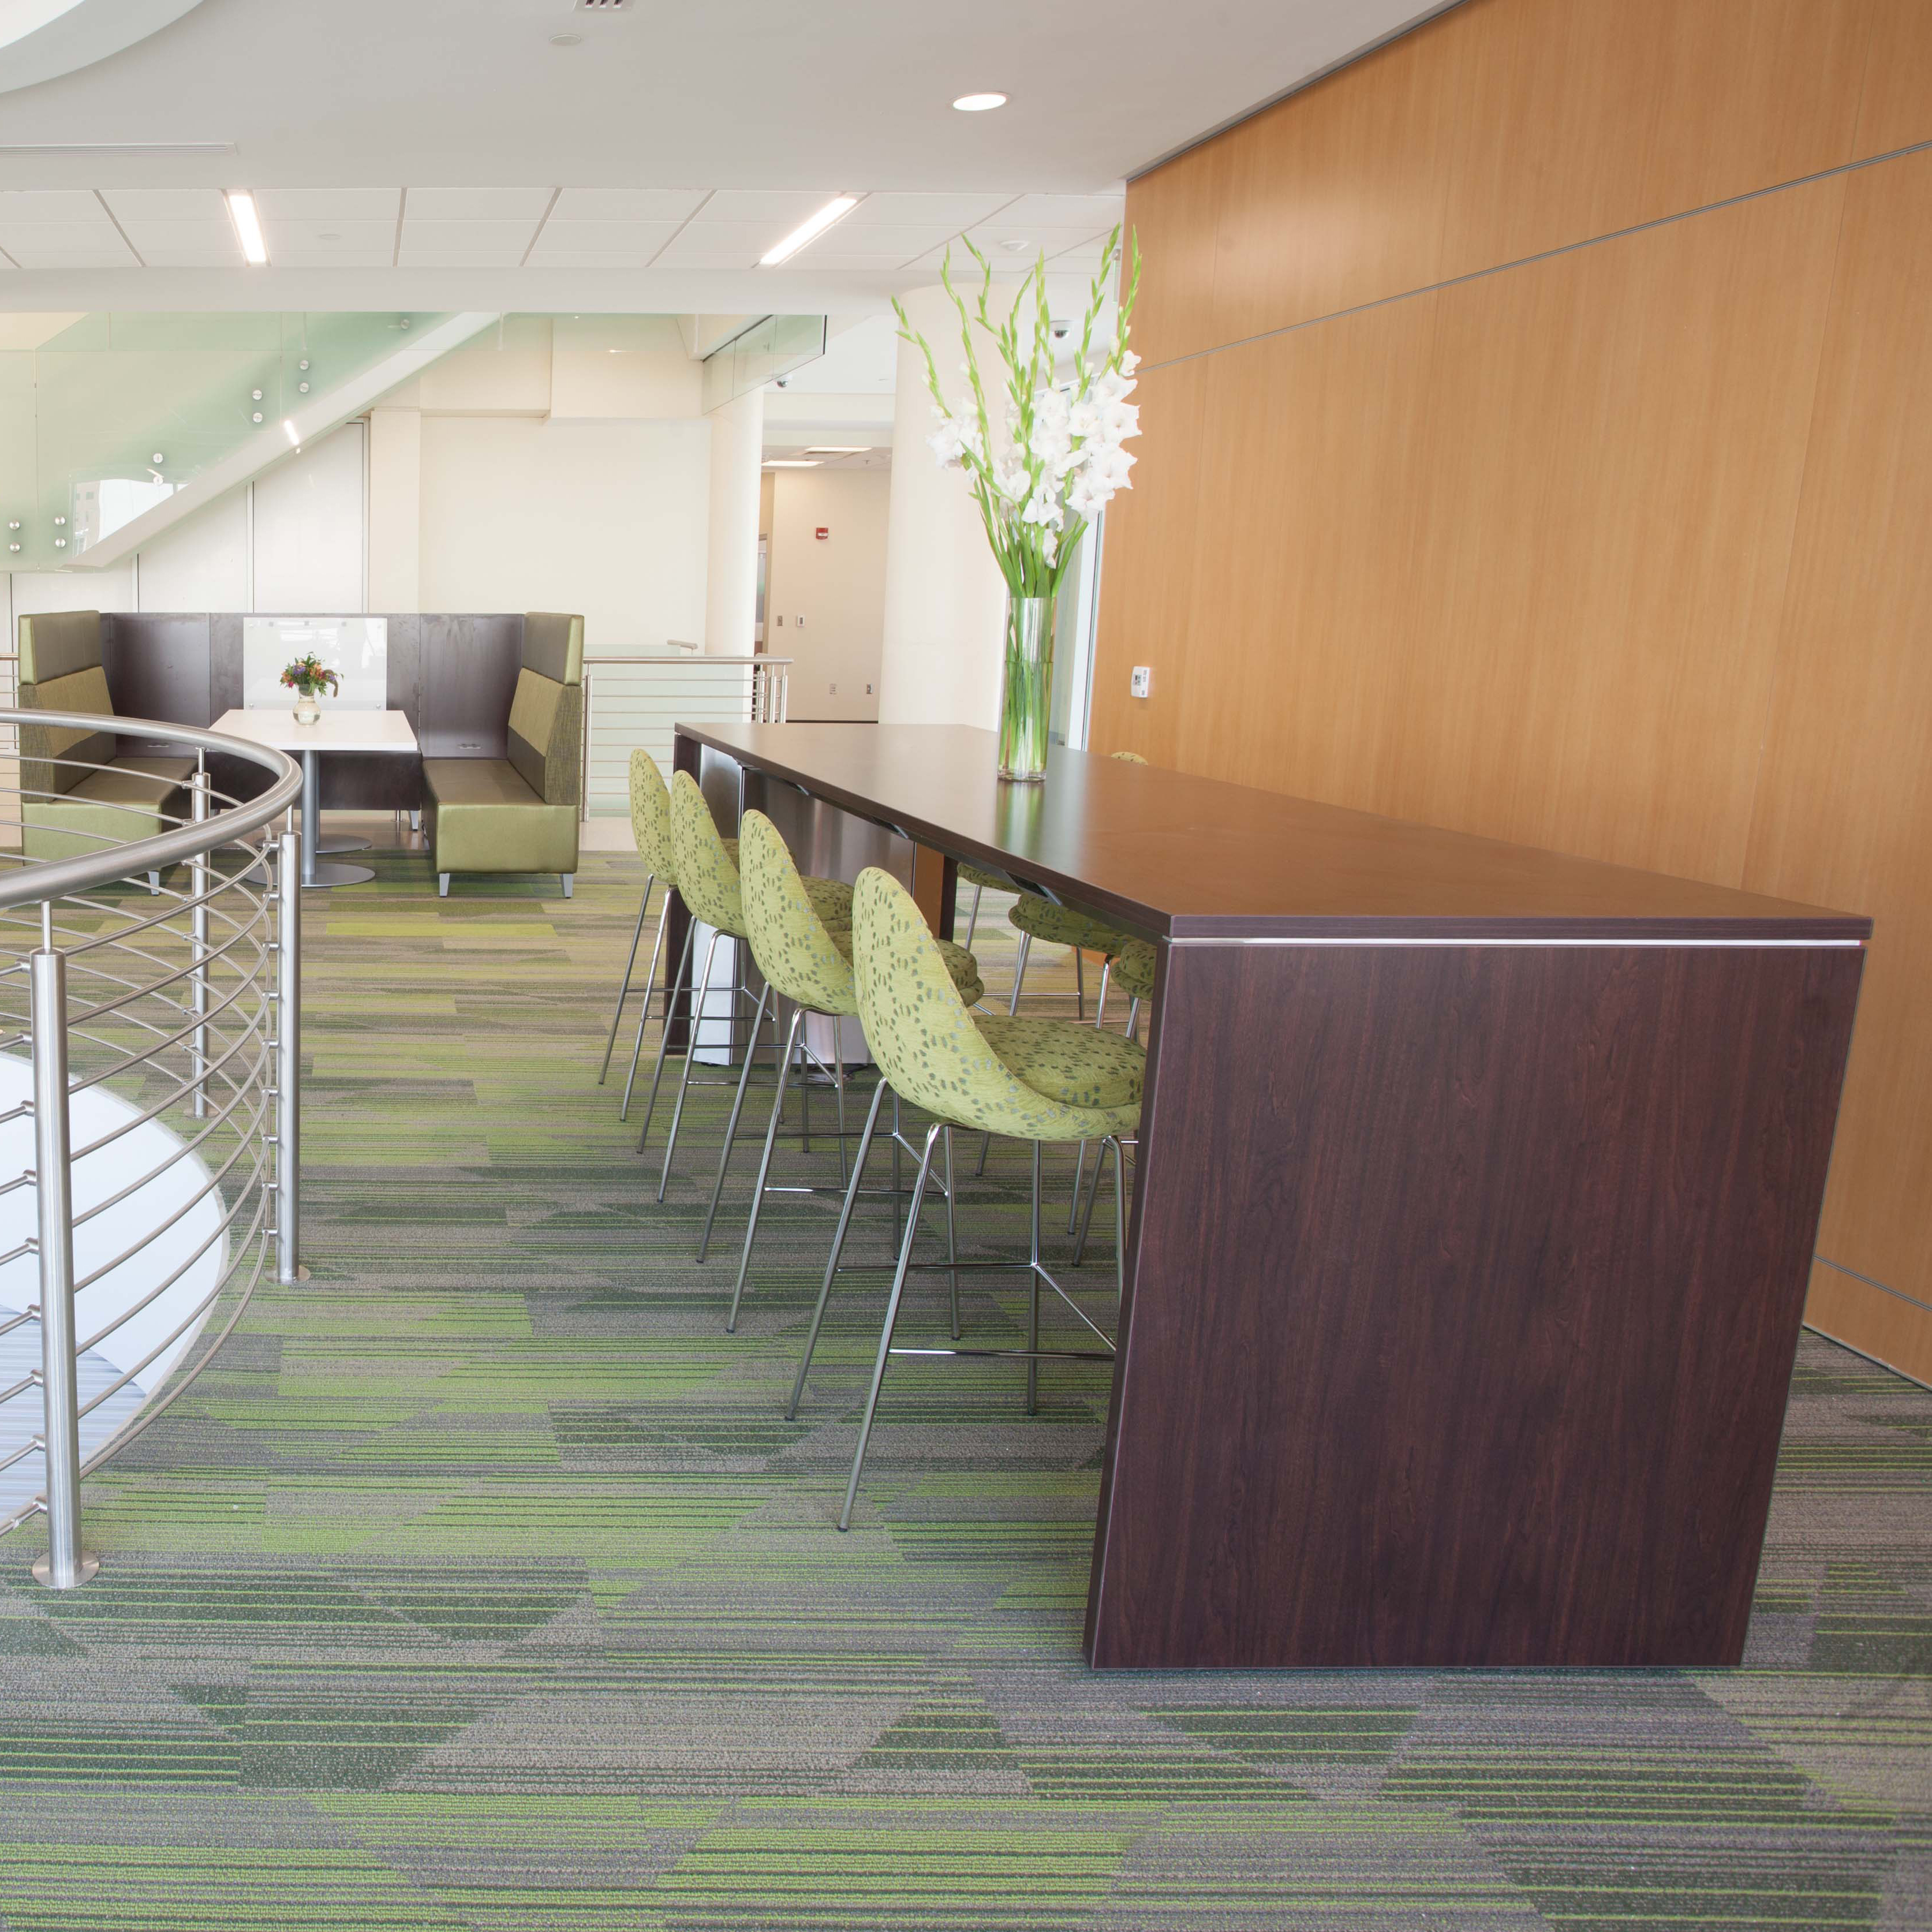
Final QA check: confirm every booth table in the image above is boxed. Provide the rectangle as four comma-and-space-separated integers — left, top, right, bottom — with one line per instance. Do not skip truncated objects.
213, 709, 420, 888
674, 721, 1869, 1672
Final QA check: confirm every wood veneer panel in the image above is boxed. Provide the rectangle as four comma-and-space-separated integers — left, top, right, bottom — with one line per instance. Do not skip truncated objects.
1744, 150, 1932, 1314
1384, 180, 1844, 879
1120, 150, 1223, 369
1172, 294, 1438, 814
1202, 9, 1460, 349
1805, 1264, 1932, 1391
1854, 0, 1932, 158
1087, 939, 1863, 1668
1438, 0, 1871, 283
1089, 357, 1208, 767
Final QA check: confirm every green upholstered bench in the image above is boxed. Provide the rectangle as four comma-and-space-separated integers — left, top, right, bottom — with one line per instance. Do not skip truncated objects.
17, 610, 195, 892
423, 611, 583, 896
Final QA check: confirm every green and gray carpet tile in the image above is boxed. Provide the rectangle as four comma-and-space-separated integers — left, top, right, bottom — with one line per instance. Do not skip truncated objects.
2, 852, 1928, 1930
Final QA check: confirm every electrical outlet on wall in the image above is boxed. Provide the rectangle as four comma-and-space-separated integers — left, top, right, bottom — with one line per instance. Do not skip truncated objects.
1130, 666, 1153, 698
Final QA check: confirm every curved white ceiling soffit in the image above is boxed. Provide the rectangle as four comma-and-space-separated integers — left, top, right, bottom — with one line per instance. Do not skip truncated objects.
0, 0, 210, 96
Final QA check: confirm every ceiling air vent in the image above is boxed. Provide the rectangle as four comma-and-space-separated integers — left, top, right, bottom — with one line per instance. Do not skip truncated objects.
576, 0, 629, 10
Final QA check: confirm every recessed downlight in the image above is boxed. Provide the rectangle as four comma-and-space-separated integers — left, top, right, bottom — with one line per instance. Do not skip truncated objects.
952, 92, 1007, 112
760, 195, 859, 266
550, 32, 582, 46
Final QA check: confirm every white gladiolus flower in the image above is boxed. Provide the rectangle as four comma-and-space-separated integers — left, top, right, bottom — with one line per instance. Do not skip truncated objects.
993, 451, 1032, 502
1020, 487, 1064, 533
927, 413, 982, 470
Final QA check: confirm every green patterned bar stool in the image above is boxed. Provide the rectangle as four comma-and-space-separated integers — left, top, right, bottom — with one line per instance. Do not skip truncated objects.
705, 810, 986, 1327
1070, 934, 1157, 1235
651, 771, 855, 1210
786, 866, 1143, 1532
602, 748, 738, 1113
1003, 750, 1151, 1019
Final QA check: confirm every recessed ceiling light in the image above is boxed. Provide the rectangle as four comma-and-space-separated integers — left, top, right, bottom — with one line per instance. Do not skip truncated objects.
226, 190, 268, 266
550, 32, 582, 46
999, 238, 1031, 253
760, 195, 860, 266
805, 446, 869, 455
952, 92, 1008, 112
763, 459, 821, 469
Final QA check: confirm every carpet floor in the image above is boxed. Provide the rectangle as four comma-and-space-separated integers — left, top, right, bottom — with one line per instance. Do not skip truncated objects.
1, 851, 1927, 1930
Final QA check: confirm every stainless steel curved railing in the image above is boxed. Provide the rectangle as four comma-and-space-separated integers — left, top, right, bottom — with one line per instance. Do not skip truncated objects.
0, 710, 304, 1589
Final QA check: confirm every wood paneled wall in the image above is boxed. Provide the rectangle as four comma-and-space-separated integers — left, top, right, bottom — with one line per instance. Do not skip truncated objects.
1096, 0, 1932, 1382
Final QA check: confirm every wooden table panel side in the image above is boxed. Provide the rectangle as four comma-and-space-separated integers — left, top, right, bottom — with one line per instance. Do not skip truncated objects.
1086, 940, 1863, 1669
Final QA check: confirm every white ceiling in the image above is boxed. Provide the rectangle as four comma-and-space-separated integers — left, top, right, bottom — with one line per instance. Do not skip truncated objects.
0, 0, 1447, 312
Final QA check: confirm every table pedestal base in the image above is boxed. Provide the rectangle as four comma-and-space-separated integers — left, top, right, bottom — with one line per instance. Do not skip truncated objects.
303, 860, 375, 889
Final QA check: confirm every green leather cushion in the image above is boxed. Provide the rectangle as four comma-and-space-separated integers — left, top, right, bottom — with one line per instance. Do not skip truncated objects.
522, 612, 584, 686
22, 756, 192, 865
423, 758, 579, 876
973, 1014, 1145, 1111
18, 610, 103, 683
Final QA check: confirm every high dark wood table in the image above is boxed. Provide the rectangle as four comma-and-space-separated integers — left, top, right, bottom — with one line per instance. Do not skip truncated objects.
673, 722, 1869, 1670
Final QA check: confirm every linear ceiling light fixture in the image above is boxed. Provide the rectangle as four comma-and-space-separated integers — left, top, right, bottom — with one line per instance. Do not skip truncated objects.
759, 195, 858, 266
763, 458, 820, 468
226, 190, 268, 264
952, 92, 1007, 111
804, 446, 869, 454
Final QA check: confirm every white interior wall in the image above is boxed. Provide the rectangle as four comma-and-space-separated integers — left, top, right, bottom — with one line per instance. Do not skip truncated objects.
253, 423, 366, 611
767, 466, 889, 722
417, 416, 709, 652
136, 488, 249, 611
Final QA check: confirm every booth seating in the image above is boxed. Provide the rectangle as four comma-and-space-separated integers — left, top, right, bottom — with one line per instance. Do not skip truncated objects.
16, 610, 193, 890
423, 612, 583, 896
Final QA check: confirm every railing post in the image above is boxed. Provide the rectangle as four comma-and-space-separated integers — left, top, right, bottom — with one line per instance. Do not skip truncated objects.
275, 828, 304, 1285
30, 938, 98, 1589
189, 764, 210, 1120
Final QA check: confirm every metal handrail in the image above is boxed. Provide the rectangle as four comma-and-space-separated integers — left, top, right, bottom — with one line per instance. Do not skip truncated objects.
0, 711, 301, 909
577, 653, 793, 823
0, 710, 305, 1590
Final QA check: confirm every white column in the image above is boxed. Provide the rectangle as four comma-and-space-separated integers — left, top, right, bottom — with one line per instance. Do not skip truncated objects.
366, 406, 421, 613
878, 283, 1014, 728
705, 386, 764, 656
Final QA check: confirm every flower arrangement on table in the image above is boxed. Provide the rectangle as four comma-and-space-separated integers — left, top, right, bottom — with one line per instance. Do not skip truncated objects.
280, 653, 339, 723
895, 224, 1142, 780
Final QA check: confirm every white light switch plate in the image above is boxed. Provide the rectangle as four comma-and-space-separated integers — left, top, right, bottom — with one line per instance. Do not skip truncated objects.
1130, 666, 1152, 698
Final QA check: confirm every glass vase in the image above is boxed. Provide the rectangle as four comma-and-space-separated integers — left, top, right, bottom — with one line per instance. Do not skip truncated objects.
293, 693, 320, 726
997, 593, 1055, 783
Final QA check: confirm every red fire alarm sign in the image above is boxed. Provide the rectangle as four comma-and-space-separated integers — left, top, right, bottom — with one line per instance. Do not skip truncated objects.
814, 526, 829, 540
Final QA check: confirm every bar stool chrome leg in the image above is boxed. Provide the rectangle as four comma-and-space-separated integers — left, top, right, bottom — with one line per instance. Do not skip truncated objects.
657, 926, 722, 1199
634, 916, 696, 1146
698, 988, 784, 1262
788, 1077, 891, 1420
840, 1120, 944, 1531
600, 873, 656, 1082
618, 885, 675, 1119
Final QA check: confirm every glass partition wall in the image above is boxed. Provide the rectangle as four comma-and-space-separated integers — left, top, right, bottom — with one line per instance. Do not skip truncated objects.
0, 313, 450, 571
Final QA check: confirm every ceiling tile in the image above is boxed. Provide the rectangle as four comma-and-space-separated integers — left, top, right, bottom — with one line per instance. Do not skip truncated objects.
0, 189, 104, 221
100, 188, 231, 222
1, 241, 141, 267
524, 251, 660, 269
697, 188, 846, 224
396, 248, 528, 267
529, 218, 681, 257
262, 218, 398, 257
254, 188, 402, 221
846, 192, 1015, 229
405, 186, 554, 221
997, 193, 1126, 229
801, 223, 955, 261
114, 218, 240, 248
550, 186, 707, 222
271, 248, 395, 267
400, 218, 540, 251
653, 221, 782, 265
962, 221, 1115, 256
